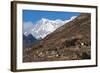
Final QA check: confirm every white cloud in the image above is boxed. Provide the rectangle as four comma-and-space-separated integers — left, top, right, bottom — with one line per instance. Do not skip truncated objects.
23, 21, 34, 36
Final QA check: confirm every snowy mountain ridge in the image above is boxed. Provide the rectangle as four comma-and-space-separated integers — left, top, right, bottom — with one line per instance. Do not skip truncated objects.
24, 16, 77, 39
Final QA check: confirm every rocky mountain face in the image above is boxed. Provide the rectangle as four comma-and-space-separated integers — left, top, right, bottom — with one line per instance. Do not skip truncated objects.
23, 34, 39, 48
23, 13, 91, 62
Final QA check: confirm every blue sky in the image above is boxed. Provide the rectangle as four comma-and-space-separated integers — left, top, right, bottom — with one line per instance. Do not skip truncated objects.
23, 10, 80, 24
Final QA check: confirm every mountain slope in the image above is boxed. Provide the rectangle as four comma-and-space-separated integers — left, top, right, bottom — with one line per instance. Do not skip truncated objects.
23, 13, 91, 62
41, 13, 91, 45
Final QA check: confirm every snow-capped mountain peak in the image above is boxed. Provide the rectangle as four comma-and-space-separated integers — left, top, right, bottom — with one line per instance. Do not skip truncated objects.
24, 16, 77, 39
41, 18, 49, 21
30, 18, 66, 39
